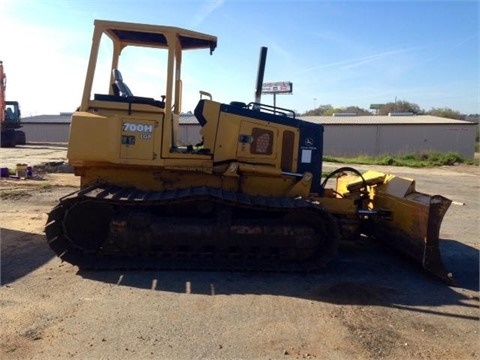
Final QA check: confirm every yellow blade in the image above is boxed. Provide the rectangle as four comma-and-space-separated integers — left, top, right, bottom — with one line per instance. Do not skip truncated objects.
365, 173, 454, 285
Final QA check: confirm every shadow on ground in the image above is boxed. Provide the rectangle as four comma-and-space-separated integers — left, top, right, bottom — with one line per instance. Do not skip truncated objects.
0, 228, 55, 286
78, 237, 478, 320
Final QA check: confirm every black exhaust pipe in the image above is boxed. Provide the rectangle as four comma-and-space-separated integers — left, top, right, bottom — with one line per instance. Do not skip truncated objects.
254, 46, 268, 105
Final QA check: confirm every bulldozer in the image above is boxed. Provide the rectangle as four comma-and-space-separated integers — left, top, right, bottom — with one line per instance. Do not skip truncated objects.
45, 19, 453, 284
1, 61, 25, 147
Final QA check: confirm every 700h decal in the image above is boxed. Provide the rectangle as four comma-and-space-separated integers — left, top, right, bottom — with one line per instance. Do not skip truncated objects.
123, 123, 153, 133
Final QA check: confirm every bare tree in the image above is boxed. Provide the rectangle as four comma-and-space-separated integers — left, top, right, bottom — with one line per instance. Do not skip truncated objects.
302, 105, 371, 116
427, 107, 464, 120
378, 100, 422, 115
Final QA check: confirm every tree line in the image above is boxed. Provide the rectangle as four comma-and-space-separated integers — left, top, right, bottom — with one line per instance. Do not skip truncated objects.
301, 100, 479, 122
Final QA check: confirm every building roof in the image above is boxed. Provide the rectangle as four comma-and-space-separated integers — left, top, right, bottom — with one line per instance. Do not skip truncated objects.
299, 115, 475, 125
22, 113, 73, 124
22, 113, 475, 126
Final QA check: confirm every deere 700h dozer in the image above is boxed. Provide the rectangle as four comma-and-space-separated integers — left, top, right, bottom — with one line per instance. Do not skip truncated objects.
45, 20, 453, 284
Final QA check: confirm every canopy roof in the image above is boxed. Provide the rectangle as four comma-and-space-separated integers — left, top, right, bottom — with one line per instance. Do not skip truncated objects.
95, 19, 217, 53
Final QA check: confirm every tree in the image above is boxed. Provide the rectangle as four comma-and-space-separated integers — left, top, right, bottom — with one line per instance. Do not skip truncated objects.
378, 100, 422, 115
465, 114, 479, 123
302, 105, 371, 116
302, 104, 335, 116
341, 106, 372, 116
427, 107, 464, 120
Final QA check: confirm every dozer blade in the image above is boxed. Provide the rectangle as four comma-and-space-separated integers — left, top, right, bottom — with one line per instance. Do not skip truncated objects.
355, 172, 454, 285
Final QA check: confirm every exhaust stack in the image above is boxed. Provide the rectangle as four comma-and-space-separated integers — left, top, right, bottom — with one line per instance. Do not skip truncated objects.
254, 46, 268, 104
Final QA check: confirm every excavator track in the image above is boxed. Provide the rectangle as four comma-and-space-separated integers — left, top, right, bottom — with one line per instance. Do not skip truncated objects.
45, 184, 340, 272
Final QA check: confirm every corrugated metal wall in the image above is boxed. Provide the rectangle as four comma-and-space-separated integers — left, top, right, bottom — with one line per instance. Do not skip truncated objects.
378, 124, 475, 156
22, 123, 70, 143
177, 125, 202, 146
324, 125, 377, 156
324, 124, 476, 157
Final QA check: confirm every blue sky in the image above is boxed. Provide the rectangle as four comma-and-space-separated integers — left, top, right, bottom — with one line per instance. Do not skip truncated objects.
1, 0, 478, 116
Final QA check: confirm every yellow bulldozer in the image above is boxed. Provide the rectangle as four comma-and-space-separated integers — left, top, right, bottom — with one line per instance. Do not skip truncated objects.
45, 20, 453, 284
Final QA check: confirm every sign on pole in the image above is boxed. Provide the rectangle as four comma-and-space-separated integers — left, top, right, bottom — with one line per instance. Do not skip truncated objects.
261, 81, 293, 94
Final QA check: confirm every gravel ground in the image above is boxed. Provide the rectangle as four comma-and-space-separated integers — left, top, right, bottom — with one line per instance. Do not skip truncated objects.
0, 145, 478, 360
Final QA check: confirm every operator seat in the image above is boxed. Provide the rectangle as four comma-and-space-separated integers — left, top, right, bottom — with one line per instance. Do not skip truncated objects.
112, 69, 133, 97
5, 108, 14, 120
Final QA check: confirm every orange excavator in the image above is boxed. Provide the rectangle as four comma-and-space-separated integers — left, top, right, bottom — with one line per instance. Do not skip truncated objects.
1, 61, 25, 147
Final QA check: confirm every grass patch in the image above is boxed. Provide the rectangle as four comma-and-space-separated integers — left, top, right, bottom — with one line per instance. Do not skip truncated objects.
0, 189, 33, 201
323, 152, 478, 168
39, 182, 53, 190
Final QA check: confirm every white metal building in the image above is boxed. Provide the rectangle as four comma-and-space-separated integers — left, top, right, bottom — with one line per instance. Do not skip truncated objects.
300, 114, 477, 158
21, 113, 72, 143
21, 113, 477, 158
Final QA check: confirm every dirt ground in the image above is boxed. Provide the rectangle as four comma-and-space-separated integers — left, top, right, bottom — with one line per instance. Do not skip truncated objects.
0, 145, 479, 360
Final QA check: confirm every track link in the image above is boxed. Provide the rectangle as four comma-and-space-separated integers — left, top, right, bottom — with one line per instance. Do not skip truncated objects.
45, 184, 340, 272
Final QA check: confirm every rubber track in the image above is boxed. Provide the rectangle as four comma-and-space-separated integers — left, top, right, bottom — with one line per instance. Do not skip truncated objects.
45, 184, 340, 272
